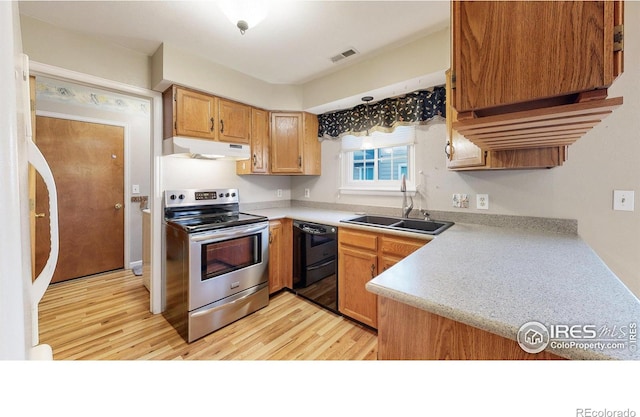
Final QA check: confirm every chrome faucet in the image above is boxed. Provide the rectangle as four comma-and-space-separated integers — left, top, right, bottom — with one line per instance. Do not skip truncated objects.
401, 174, 413, 218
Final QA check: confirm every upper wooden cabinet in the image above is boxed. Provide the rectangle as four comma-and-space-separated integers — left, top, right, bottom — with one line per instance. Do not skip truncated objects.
164, 86, 218, 140
218, 98, 251, 144
450, 1, 624, 152
163, 85, 250, 144
445, 70, 567, 170
237, 107, 270, 175
270, 112, 321, 175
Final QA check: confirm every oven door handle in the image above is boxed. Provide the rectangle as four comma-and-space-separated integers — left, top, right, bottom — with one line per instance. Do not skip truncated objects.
189, 223, 268, 243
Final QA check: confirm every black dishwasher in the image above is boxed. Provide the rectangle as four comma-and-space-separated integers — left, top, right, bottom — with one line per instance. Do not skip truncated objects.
292, 220, 338, 314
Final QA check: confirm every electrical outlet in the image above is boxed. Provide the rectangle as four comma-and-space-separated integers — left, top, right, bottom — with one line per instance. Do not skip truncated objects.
132, 184, 140, 194
304, 188, 310, 198
613, 190, 634, 211
276, 189, 283, 198
477, 194, 489, 210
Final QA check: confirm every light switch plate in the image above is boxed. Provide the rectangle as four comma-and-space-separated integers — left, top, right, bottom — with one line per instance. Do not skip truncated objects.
452, 193, 469, 208
613, 190, 635, 211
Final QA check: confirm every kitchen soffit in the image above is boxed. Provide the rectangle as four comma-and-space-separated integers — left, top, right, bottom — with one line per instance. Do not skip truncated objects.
17, 0, 450, 86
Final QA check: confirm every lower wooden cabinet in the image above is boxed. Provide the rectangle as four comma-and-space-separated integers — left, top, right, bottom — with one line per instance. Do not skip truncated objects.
377, 296, 564, 360
338, 228, 427, 329
268, 219, 292, 294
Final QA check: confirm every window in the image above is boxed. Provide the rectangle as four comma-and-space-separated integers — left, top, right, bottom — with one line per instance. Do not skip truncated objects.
340, 126, 416, 194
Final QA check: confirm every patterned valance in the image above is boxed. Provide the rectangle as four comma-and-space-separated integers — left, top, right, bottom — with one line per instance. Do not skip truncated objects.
317, 86, 446, 140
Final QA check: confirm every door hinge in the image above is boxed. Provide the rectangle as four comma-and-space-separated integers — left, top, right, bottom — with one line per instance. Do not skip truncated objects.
451, 71, 456, 89
613, 24, 624, 52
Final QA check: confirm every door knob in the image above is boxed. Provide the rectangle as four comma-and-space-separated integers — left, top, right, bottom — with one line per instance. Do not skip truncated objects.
35, 213, 46, 218
115, 203, 123, 210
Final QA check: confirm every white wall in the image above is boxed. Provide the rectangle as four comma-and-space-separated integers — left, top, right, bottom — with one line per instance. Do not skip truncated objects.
151, 43, 304, 110
162, 157, 292, 206
302, 27, 450, 111
20, 16, 150, 89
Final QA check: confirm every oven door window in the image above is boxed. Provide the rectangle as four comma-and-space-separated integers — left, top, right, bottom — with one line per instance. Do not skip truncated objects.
200, 234, 261, 281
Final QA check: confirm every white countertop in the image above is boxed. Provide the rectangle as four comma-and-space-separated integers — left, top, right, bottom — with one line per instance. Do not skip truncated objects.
247, 206, 640, 360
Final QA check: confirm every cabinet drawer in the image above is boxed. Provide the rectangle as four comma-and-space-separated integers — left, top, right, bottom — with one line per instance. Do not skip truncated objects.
380, 236, 426, 258
339, 228, 377, 251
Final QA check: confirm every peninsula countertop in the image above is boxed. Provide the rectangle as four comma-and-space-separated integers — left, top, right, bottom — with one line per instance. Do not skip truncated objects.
247, 206, 640, 360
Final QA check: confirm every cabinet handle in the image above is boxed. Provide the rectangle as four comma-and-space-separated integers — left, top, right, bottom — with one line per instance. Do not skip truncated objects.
370, 263, 376, 278
298, 156, 302, 167
210, 117, 214, 132
269, 232, 273, 244
445, 141, 454, 159
220, 119, 225, 134
253, 154, 257, 166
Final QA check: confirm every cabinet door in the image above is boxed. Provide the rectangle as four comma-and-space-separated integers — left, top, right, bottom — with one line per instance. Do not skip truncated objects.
445, 69, 485, 169
379, 256, 402, 274
268, 220, 283, 294
271, 113, 304, 174
453, 1, 618, 113
251, 108, 269, 173
338, 247, 378, 328
302, 112, 321, 175
175, 87, 218, 140
219, 99, 251, 144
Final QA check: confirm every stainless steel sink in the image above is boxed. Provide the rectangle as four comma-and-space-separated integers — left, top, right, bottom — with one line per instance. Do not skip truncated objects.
340, 215, 454, 235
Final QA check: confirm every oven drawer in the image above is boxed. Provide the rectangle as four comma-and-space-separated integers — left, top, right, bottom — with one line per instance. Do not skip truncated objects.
188, 282, 269, 342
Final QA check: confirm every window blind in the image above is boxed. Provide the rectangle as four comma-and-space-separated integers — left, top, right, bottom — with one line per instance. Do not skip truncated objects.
341, 125, 416, 151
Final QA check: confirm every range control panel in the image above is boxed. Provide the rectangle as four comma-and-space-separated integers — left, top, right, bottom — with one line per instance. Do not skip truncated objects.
165, 189, 239, 207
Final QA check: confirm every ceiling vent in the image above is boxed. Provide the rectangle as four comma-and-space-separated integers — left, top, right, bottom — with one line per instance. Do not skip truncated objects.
330, 48, 359, 63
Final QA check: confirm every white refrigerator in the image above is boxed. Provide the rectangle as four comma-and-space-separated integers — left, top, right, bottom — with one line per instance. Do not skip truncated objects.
0, 1, 59, 360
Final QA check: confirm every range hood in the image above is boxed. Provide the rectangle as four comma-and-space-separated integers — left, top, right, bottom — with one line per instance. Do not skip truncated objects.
164, 136, 250, 160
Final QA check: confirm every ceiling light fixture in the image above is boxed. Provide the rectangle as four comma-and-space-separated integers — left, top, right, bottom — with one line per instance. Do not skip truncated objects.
219, 0, 269, 35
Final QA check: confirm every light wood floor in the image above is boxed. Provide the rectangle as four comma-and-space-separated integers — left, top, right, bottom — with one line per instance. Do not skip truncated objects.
38, 269, 378, 360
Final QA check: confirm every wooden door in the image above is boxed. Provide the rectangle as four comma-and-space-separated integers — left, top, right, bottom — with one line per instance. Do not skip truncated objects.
218, 99, 251, 144
175, 87, 218, 140
34, 116, 125, 283
270, 113, 303, 174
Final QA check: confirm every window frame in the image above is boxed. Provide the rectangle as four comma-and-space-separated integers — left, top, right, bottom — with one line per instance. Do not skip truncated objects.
340, 143, 417, 196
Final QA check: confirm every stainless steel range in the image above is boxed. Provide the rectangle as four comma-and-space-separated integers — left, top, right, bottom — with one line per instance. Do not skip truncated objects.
162, 188, 269, 343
